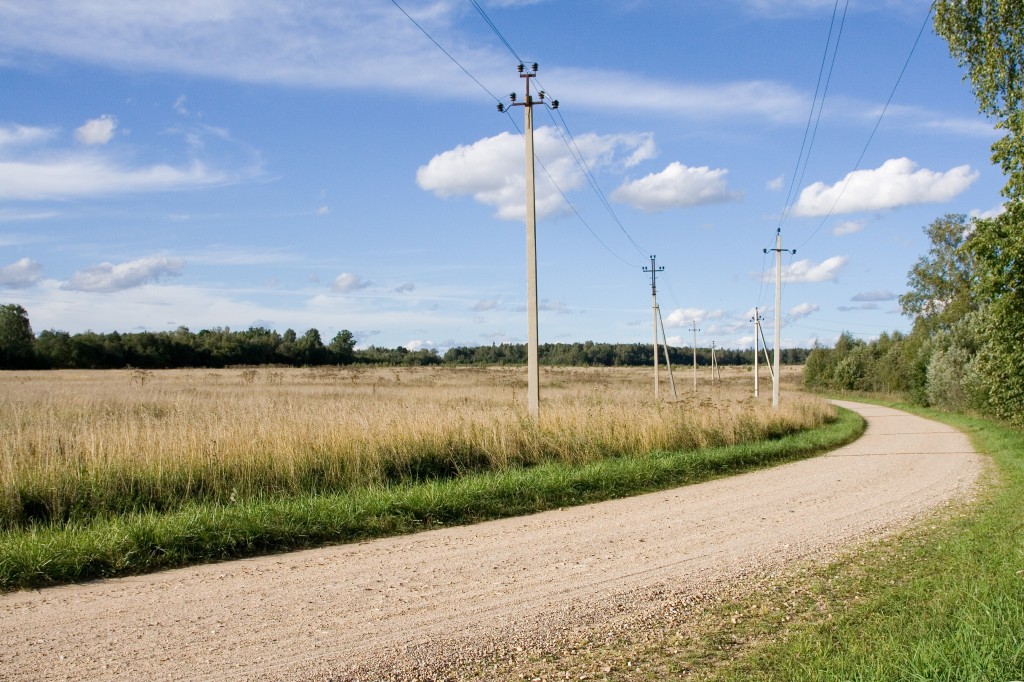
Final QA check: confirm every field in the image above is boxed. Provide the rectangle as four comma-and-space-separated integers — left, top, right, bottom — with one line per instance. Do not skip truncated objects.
0, 364, 821, 530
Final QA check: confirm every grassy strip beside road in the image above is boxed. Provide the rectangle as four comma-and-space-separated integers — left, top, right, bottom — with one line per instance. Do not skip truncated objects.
711, 405, 1024, 681
0, 408, 863, 592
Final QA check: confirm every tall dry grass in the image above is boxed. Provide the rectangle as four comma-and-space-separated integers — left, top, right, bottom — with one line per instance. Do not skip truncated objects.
0, 365, 828, 528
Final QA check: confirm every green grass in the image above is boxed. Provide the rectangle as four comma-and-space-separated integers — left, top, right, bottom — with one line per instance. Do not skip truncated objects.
0, 407, 863, 592
708, 404, 1024, 681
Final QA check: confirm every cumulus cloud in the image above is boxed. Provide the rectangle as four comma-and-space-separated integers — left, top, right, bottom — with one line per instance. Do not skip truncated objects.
851, 290, 896, 302
664, 307, 712, 327
766, 256, 847, 283
74, 115, 118, 145
793, 158, 978, 216
766, 175, 785, 191
416, 128, 657, 221
0, 258, 44, 288
330, 272, 371, 293
64, 256, 184, 292
611, 162, 742, 212
833, 220, 865, 236
788, 302, 819, 318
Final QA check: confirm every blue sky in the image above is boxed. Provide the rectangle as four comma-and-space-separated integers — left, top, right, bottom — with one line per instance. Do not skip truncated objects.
0, 0, 1005, 352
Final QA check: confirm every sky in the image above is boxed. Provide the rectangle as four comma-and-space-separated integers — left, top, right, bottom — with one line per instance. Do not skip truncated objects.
0, 0, 1007, 353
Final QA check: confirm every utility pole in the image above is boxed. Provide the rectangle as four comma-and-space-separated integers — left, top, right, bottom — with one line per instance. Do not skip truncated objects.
498, 63, 558, 420
643, 255, 665, 399
689, 321, 700, 391
751, 307, 763, 398
764, 229, 795, 409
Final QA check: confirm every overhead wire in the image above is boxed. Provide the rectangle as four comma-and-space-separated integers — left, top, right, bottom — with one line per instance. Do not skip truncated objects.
391, 0, 643, 269
759, 0, 847, 312
794, 3, 935, 252
468, 0, 651, 265
469, 0, 522, 64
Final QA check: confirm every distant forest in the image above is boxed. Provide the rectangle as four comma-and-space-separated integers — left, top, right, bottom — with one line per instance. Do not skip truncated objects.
0, 307, 811, 370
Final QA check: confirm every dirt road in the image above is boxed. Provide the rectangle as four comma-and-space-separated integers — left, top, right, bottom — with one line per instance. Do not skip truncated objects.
0, 401, 983, 681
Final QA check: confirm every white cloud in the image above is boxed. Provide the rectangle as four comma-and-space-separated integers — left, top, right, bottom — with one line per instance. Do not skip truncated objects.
173, 95, 189, 116
64, 256, 184, 292
767, 175, 785, 191
766, 256, 848, 283
330, 272, 371, 293
416, 127, 654, 220
970, 204, 1006, 220
0, 156, 231, 200
833, 220, 865, 236
794, 158, 978, 216
0, 124, 56, 148
74, 115, 118, 145
0, 258, 44, 288
788, 302, 819, 318
0, 5, 810, 124
611, 162, 742, 212
405, 339, 436, 351
664, 307, 710, 327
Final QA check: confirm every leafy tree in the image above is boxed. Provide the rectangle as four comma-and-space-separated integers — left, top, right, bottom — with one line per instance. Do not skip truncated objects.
0, 303, 35, 369
935, 2, 1024, 424
898, 214, 976, 332
936, 0, 1024, 200
328, 329, 356, 364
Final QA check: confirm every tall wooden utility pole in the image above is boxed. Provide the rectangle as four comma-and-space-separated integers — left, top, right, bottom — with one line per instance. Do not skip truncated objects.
498, 63, 558, 420
643, 255, 665, 399
764, 229, 795, 409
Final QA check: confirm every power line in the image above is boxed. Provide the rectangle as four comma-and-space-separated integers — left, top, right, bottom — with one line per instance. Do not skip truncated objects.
466, 0, 651, 261
390, 0, 642, 269
794, 3, 934, 252
390, 0, 500, 102
469, 0, 523, 64
544, 105, 650, 258
776, 0, 848, 229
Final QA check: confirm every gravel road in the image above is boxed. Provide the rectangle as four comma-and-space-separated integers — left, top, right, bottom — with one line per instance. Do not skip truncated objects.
0, 401, 983, 681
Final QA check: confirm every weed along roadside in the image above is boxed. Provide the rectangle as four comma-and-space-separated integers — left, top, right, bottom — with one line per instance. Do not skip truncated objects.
0, 366, 857, 591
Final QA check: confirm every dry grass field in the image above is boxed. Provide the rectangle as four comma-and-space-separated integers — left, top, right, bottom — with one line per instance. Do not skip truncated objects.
0, 364, 824, 529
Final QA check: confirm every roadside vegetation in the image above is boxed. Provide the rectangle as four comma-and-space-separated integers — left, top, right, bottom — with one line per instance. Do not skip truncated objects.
0, 366, 858, 591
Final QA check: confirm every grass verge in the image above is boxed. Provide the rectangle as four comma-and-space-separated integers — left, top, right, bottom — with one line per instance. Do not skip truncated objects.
0, 407, 863, 592
708, 404, 1024, 681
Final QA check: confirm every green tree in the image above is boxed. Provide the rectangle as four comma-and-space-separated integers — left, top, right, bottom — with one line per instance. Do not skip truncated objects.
0, 303, 35, 369
936, 0, 1024, 200
328, 329, 356, 364
898, 214, 976, 332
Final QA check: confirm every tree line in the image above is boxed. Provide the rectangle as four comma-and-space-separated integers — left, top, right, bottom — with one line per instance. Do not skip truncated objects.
0, 307, 811, 370
804, 2, 1024, 427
